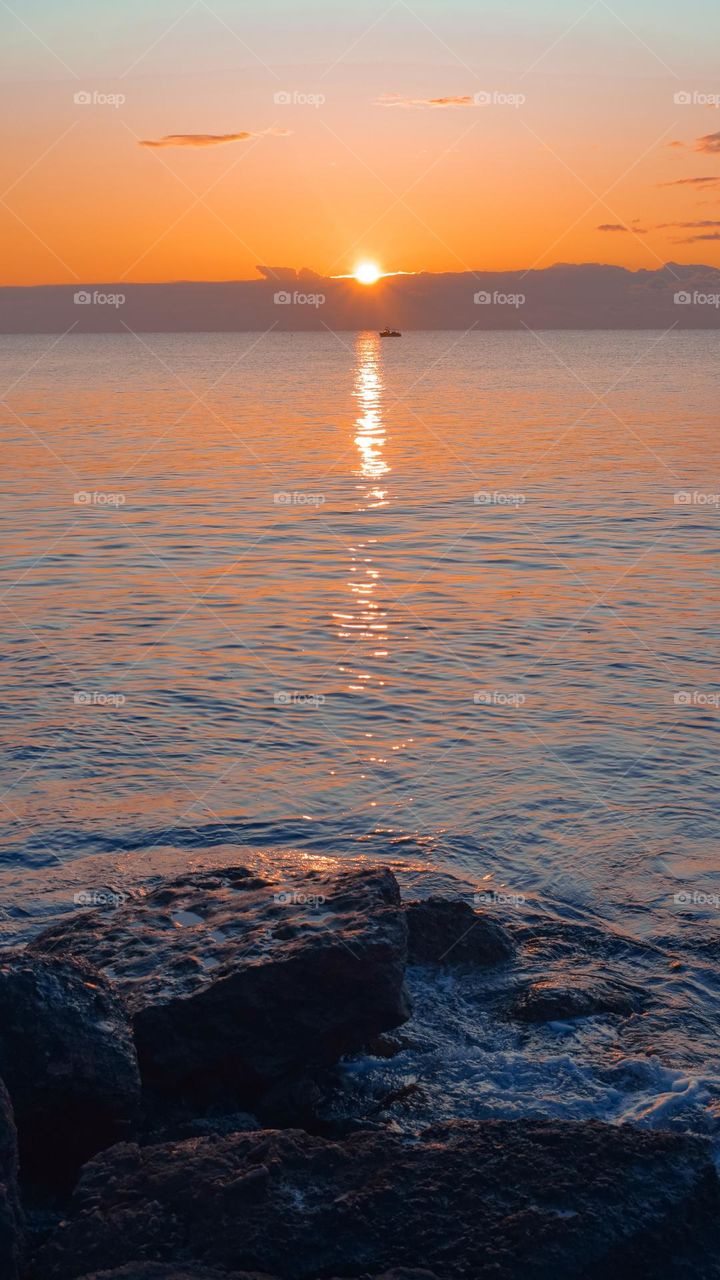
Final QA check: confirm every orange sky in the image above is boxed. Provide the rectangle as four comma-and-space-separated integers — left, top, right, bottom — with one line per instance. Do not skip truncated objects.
2, 0, 720, 284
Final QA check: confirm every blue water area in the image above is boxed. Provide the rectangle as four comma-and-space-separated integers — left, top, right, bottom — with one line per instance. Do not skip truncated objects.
1, 329, 718, 1141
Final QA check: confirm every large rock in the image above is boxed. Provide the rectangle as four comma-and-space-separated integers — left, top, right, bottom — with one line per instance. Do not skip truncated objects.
0, 1079, 23, 1280
0, 953, 140, 1189
405, 896, 514, 965
31, 866, 410, 1099
33, 1119, 719, 1280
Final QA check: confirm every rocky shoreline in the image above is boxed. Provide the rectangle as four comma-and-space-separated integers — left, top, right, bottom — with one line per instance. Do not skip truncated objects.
1, 864, 719, 1279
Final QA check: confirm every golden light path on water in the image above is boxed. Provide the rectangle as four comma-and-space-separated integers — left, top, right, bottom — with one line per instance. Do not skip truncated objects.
353, 332, 390, 490
333, 335, 398, 773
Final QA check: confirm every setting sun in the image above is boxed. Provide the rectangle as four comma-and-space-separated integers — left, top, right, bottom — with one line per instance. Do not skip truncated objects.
355, 261, 382, 285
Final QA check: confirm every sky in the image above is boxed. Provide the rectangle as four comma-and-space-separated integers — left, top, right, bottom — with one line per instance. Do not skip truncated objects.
2, 0, 720, 284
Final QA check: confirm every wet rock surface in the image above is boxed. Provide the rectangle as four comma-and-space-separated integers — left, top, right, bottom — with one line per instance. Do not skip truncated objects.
11, 872, 720, 1279
255, 1066, 420, 1136
76, 1268, 275, 1280
76, 1268, 438, 1280
143, 1110, 262, 1147
405, 897, 514, 966
512, 977, 646, 1022
33, 1119, 719, 1280
0, 952, 140, 1190
30, 866, 410, 1100
0, 1078, 23, 1280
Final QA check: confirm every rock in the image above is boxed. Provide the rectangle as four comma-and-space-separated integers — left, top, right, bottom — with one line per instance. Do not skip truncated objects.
405, 896, 514, 966
31, 866, 410, 1101
75, 1269, 436, 1280
512, 917, 656, 963
76, 1269, 275, 1280
363, 1032, 410, 1059
364, 1274, 439, 1280
146, 1111, 261, 1146
0, 1078, 23, 1280
256, 1071, 345, 1132
0, 952, 140, 1190
33, 1119, 719, 1280
256, 1067, 403, 1137
512, 977, 645, 1023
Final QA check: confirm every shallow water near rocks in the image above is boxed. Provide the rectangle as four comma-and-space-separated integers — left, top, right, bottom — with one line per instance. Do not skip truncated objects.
1, 331, 719, 1151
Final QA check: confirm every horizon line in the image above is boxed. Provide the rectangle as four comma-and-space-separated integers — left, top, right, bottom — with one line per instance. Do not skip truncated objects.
3, 260, 720, 290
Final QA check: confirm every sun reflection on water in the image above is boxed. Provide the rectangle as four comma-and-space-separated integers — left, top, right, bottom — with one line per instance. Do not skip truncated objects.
331, 334, 393, 697
353, 332, 389, 496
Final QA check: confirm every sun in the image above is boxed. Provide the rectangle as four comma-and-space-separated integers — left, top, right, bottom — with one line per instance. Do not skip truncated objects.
355, 260, 382, 285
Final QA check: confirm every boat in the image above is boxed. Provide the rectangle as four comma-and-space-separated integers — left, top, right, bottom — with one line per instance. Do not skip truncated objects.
379, 327, 402, 337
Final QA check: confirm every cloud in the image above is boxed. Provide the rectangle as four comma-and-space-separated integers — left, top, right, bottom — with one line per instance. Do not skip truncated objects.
255, 265, 325, 283
597, 218, 720, 239
139, 128, 290, 149
256, 266, 298, 282
663, 219, 720, 241
660, 220, 720, 228
696, 131, 720, 153
597, 222, 650, 234
375, 93, 477, 109
674, 231, 720, 243
660, 175, 720, 187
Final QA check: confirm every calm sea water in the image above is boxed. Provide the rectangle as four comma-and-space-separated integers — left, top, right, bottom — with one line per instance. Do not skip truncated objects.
1, 330, 719, 1137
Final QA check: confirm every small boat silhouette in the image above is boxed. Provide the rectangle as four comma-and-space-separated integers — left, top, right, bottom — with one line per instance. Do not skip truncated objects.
379, 327, 402, 337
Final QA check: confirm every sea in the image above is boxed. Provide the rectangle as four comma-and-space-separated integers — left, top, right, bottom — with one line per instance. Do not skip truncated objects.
1, 329, 719, 1147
